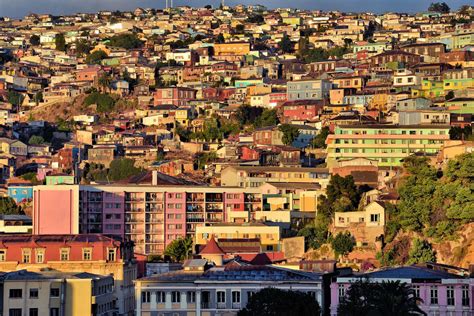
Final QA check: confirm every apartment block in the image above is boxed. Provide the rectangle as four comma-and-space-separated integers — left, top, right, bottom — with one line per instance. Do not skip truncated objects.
32, 185, 263, 256
326, 124, 450, 167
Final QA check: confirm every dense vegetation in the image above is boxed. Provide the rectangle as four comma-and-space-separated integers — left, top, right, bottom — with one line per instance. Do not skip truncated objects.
238, 288, 321, 316
82, 158, 143, 183
163, 237, 193, 262
84, 92, 115, 113
338, 280, 425, 316
0, 197, 23, 215
107, 33, 143, 49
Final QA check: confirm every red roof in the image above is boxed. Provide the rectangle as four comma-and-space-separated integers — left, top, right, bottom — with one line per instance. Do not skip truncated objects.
199, 236, 225, 255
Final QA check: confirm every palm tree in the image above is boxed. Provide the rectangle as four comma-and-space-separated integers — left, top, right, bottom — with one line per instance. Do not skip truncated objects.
338, 280, 426, 316
372, 281, 426, 316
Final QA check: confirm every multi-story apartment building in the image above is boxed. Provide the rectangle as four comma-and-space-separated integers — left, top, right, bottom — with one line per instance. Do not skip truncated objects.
135, 261, 324, 316
286, 79, 332, 101
32, 185, 263, 256
0, 234, 136, 316
1, 270, 115, 316
326, 124, 450, 167
220, 166, 330, 188
330, 265, 473, 316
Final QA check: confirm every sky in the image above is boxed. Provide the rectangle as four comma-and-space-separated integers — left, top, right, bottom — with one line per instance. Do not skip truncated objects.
0, 0, 469, 19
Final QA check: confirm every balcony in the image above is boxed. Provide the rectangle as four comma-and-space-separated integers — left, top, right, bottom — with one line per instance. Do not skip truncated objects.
125, 207, 144, 213
232, 303, 241, 309
201, 302, 210, 309
217, 302, 226, 309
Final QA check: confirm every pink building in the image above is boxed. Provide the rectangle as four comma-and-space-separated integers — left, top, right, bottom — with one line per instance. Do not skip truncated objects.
153, 87, 196, 106
32, 185, 262, 256
330, 265, 473, 316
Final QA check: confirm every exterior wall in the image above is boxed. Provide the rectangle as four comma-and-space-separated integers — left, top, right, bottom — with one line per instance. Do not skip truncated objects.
33, 187, 80, 235
287, 79, 331, 101
136, 281, 323, 316
8, 186, 33, 203
326, 125, 450, 167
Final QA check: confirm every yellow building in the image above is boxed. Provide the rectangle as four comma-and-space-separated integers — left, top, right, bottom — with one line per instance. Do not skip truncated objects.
2, 270, 115, 316
195, 223, 281, 251
213, 42, 250, 57
369, 92, 389, 111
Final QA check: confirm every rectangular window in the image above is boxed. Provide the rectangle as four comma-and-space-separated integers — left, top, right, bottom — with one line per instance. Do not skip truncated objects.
171, 291, 181, 303
50, 288, 60, 297
187, 291, 196, 303
462, 285, 469, 306
338, 285, 345, 300
36, 249, 45, 263
82, 248, 92, 261
9, 289, 22, 298
157, 291, 166, 303
370, 214, 380, 222
430, 286, 438, 305
217, 291, 226, 303
60, 249, 69, 261
447, 286, 455, 306
22, 249, 31, 263
50, 308, 59, 316
29, 308, 38, 316
412, 285, 420, 299
141, 291, 151, 303
9, 309, 22, 316
232, 291, 240, 303
29, 288, 39, 299
0, 249, 5, 261
107, 249, 116, 261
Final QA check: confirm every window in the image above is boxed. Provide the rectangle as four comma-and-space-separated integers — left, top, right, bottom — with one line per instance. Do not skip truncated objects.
0, 249, 6, 261
157, 291, 166, 303
430, 286, 438, 305
22, 249, 31, 263
50, 288, 60, 297
370, 214, 380, 222
82, 248, 92, 261
338, 285, 345, 300
29, 288, 39, 299
36, 249, 45, 263
60, 248, 69, 261
29, 308, 38, 316
107, 248, 116, 261
412, 285, 420, 299
447, 286, 455, 306
247, 291, 255, 301
462, 285, 469, 306
217, 291, 226, 303
50, 308, 59, 316
171, 291, 181, 303
9, 309, 22, 316
141, 291, 151, 303
232, 291, 240, 303
187, 291, 196, 303
9, 289, 22, 298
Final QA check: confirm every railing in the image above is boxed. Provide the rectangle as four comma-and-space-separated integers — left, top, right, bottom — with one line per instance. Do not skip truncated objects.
201, 302, 210, 309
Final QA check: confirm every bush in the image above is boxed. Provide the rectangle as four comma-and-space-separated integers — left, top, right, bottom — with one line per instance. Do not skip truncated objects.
84, 92, 115, 113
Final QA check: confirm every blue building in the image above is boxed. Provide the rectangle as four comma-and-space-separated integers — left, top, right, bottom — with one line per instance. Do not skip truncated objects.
7, 186, 33, 203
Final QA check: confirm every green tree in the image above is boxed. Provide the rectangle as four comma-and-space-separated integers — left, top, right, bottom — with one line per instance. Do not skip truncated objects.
428, 2, 451, 13
331, 231, 355, 258
84, 92, 115, 113
108, 33, 143, 49
312, 126, 329, 148
238, 288, 321, 316
98, 73, 112, 93
297, 222, 328, 250
76, 39, 91, 57
55, 33, 66, 51
407, 238, 437, 264
278, 124, 300, 145
0, 197, 21, 215
28, 135, 44, 145
445, 90, 455, 100
164, 237, 193, 262
236, 104, 264, 127
29, 35, 40, 46
7, 91, 24, 107
108, 158, 142, 181
255, 108, 279, 127
85, 50, 108, 65
216, 33, 225, 43
279, 33, 293, 53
